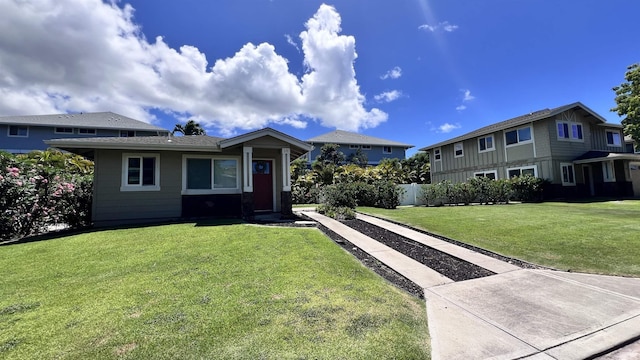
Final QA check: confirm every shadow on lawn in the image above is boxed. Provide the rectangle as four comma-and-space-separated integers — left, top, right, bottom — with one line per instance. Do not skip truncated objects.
0, 218, 246, 247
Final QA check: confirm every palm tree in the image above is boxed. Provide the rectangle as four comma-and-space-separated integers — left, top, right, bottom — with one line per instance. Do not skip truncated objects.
172, 120, 206, 136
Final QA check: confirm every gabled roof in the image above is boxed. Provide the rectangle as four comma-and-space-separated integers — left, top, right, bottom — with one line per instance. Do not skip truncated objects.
419, 102, 612, 151
45, 128, 312, 158
0, 111, 167, 132
307, 130, 413, 148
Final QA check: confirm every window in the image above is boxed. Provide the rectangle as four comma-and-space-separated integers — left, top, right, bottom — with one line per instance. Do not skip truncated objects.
383, 146, 392, 154
602, 161, 615, 182
505, 127, 532, 146
434, 148, 441, 161
120, 130, 136, 137
78, 128, 96, 135
474, 170, 497, 180
8, 125, 28, 137
361, 145, 371, 150
557, 121, 583, 141
606, 130, 622, 147
560, 163, 575, 186
349, 145, 359, 149
454, 142, 464, 158
507, 165, 537, 178
478, 135, 495, 152
182, 156, 240, 194
121, 154, 160, 191
54, 127, 73, 134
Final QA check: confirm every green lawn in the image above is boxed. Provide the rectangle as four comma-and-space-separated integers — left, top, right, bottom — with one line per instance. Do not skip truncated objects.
0, 223, 429, 359
359, 200, 640, 277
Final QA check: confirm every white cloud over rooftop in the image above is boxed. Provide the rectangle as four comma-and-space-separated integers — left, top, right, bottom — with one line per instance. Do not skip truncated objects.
0, 1, 386, 134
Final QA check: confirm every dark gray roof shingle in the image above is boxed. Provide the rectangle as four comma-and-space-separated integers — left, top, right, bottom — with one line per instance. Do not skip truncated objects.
0, 111, 167, 132
307, 130, 413, 148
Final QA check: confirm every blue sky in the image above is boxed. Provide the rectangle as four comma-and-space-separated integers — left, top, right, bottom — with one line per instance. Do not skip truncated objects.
1, 1, 638, 156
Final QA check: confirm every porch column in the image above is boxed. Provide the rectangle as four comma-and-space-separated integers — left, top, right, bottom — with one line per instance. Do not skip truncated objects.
281, 148, 293, 217
242, 146, 254, 219
281, 148, 291, 191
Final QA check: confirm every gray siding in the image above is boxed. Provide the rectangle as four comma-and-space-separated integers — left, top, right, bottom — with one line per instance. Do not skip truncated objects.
0, 124, 167, 153
93, 149, 183, 226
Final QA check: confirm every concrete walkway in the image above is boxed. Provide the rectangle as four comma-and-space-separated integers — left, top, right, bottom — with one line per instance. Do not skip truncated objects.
295, 209, 640, 360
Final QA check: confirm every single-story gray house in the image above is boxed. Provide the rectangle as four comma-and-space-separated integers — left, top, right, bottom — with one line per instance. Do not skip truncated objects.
46, 128, 312, 226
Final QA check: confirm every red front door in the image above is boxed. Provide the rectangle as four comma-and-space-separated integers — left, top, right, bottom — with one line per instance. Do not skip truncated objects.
253, 160, 273, 211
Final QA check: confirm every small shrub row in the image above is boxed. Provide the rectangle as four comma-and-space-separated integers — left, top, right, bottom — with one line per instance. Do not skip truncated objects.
317, 180, 405, 220
420, 175, 548, 206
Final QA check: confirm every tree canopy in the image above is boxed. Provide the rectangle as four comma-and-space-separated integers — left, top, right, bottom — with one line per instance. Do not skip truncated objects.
172, 120, 206, 136
612, 63, 640, 148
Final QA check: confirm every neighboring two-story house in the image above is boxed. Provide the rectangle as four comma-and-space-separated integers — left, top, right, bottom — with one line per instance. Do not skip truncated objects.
1, 112, 169, 153
420, 102, 640, 198
306, 130, 413, 165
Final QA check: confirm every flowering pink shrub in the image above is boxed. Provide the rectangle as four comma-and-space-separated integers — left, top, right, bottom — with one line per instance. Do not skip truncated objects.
1, 151, 93, 240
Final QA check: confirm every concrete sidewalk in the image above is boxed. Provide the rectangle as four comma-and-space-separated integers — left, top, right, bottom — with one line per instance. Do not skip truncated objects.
295, 209, 640, 360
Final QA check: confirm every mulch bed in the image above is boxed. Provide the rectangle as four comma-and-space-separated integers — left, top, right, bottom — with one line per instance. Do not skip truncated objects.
317, 224, 425, 299
341, 219, 495, 282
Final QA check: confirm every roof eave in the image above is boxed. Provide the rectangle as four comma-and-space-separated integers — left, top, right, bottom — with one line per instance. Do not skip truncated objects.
44, 140, 222, 152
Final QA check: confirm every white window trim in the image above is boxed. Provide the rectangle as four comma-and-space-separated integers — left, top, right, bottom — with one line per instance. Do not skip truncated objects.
434, 148, 442, 162
605, 130, 622, 147
181, 154, 241, 195
602, 161, 616, 182
54, 127, 74, 134
560, 162, 576, 186
361, 145, 371, 150
556, 121, 584, 142
121, 153, 161, 192
478, 135, 495, 153
78, 128, 97, 135
504, 126, 533, 148
382, 146, 392, 154
454, 142, 464, 158
506, 165, 538, 178
474, 170, 498, 179
7, 125, 29, 138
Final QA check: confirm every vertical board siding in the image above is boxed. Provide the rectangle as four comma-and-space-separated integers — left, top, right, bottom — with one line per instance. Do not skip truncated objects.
93, 149, 183, 225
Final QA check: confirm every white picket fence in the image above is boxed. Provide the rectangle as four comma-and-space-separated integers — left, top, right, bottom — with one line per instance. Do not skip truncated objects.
397, 183, 426, 206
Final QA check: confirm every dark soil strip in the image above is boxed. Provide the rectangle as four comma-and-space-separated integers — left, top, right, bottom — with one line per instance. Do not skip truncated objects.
317, 224, 425, 299
357, 214, 547, 270
342, 219, 495, 282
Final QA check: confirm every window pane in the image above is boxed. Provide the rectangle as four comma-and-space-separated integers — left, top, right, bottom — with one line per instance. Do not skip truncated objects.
518, 127, 531, 142
486, 172, 496, 180
486, 136, 493, 149
562, 166, 569, 183
572, 124, 583, 139
505, 130, 518, 145
214, 160, 237, 188
127, 157, 141, 185
508, 169, 520, 178
479, 138, 486, 151
557, 123, 565, 138
522, 168, 535, 177
187, 158, 212, 189
568, 166, 574, 183
142, 157, 155, 185
9, 126, 28, 136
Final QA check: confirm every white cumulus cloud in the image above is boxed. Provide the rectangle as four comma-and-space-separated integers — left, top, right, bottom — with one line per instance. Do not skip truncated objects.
374, 90, 402, 103
436, 123, 461, 133
380, 66, 402, 80
419, 21, 458, 33
0, 1, 386, 134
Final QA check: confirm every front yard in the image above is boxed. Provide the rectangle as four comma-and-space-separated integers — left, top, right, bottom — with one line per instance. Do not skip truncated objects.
0, 223, 429, 359
359, 200, 640, 277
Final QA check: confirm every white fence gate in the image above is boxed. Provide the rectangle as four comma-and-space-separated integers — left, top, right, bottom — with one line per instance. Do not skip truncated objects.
397, 184, 426, 206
